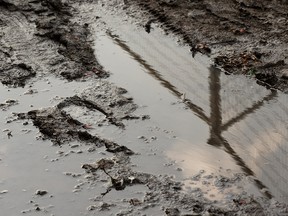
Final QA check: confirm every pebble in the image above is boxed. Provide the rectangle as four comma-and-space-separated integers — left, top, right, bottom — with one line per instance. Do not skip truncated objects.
70, 144, 80, 148
87, 205, 96, 211
35, 190, 48, 196
87, 147, 96, 152
0, 190, 8, 194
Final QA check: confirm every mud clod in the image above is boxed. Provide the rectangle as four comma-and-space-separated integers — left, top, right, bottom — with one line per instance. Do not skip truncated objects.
165, 208, 180, 216
0, 63, 36, 87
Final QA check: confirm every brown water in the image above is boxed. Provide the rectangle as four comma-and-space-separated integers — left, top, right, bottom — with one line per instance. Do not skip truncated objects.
93, 18, 288, 203
0, 78, 106, 216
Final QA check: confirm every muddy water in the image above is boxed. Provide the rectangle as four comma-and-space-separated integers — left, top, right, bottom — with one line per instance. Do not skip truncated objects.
1, 4, 288, 216
94, 32, 240, 173
93, 23, 288, 203
0, 77, 105, 216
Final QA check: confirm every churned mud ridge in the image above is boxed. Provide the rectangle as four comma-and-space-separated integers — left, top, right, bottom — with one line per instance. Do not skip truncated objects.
82, 155, 287, 215
34, 0, 108, 79
127, 0, 288, 90
16, 107, 134, 155
13, 79, 138, 151
79, 81, 141, 119
0, 0, 107, 87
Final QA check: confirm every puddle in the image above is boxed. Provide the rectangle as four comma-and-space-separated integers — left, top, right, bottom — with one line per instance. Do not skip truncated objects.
1, 4, 288, 215
0, 77, 108, 216
93, 25, 288, 203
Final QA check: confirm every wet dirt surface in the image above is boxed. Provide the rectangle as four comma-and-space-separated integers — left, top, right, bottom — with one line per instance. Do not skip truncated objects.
125, 0, 288, 91
1, 0, 288, 215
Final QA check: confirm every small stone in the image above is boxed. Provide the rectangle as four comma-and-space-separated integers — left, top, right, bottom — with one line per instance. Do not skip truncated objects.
129, 198, 142, 206
0, 190, 8, 194
70, 144, 80, 148
141, 115, 150, 120
87, 147, 96, 152
35, 190, 48, 196
87, 205, 96, 211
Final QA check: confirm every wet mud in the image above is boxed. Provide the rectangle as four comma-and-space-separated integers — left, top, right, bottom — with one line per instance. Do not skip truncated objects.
0, 0, 107, 87
127, 0, 288, 91
1, 0, 288, 215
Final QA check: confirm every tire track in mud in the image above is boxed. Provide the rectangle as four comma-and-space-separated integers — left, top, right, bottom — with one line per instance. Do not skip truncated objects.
14, 79, 138, 152
0, 0, 136, 155
0, 0, 108, 87
0, 0, 140, 154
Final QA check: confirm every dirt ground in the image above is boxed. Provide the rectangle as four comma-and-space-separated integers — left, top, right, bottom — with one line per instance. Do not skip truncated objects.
1, 0, 288, 215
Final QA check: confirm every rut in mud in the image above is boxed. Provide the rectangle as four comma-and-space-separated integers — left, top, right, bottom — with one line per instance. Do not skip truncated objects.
0, 0, 107, 87
1, 0, 288, 215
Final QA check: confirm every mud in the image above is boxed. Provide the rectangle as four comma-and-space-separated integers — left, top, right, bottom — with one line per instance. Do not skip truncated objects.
126, 0, 288, 91
1, 0, 288, 215
15, 81, 136, 155
0, 0, 106, 87
81, 155, 287, 215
